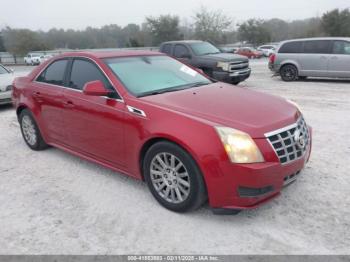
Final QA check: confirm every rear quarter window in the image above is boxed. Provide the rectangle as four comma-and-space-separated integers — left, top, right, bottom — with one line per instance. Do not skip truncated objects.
161, 44, 172, 55
278, 41, 303, 54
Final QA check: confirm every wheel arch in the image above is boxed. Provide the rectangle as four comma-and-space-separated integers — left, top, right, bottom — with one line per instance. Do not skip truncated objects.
280, 60, 300, 73
138, 136, 205, 185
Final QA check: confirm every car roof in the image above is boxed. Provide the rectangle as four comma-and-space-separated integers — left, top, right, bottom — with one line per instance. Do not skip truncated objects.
280, 37, 350, 44
55, 50, 162, 60
161, 40, 204, 45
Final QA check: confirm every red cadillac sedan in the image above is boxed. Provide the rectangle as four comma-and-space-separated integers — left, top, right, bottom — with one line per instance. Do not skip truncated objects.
12, 51, 312, 214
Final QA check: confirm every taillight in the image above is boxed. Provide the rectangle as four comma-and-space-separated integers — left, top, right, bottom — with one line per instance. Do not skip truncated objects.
269, 54, 276, 64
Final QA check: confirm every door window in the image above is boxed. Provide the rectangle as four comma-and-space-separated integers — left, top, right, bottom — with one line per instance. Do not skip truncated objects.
36, 59, 68, 86
162, 44, 172, 55
332, 41, 350, 55
174, 45, 190, 58
303, 40, 331, 54
68, 59, 114, 92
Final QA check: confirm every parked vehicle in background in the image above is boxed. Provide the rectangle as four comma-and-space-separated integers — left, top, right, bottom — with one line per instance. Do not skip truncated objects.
236, 47, 263, 59
257, 45, 276, 57
0, 64, 15, 105
269, 37, 350, 81
220, 47, 238, 54
41, 55, 54, 63
160, 40, 251, 85
12, 51, 312, 214
24, 53, 43, 65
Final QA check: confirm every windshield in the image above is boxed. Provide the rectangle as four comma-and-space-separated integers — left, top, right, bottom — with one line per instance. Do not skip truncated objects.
105, 56, 211, 97
189, 42, 221, 56
0, 65, 8, 74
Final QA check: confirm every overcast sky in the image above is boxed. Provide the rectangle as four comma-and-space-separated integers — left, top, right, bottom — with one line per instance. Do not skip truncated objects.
1, 0, 349, 31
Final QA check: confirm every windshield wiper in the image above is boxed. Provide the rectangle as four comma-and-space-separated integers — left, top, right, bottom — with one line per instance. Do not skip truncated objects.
138, 87, 188, 97
201, 52, 221, 55
138, 82, 210, 97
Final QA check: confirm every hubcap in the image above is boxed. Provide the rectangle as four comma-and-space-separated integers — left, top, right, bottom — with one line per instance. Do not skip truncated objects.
22, 115, 37, 146
150, 153, 190, 204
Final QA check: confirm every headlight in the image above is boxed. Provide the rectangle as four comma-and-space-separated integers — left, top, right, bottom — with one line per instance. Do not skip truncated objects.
286, 99, 302, 112
217, 62, 230, 71
215, 127, 264, 164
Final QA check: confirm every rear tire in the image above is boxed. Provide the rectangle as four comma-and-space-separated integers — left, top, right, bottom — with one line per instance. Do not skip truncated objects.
280, 64, 298, 82
143, 141, 207, 213
19, 109, 48, 151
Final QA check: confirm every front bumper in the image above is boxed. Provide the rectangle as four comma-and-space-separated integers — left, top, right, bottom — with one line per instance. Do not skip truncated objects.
213, 68, 251, 84
205, 127, 312, 212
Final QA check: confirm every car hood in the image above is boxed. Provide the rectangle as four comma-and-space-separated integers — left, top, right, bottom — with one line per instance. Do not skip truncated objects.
141, 83, 300, 138
200, 53, 248, 63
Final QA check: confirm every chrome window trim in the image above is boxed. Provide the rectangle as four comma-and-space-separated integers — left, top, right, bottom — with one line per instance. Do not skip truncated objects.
33, 56, 124, 103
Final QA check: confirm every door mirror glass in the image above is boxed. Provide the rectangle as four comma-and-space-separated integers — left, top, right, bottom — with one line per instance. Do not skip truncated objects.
83, 80, 110, 96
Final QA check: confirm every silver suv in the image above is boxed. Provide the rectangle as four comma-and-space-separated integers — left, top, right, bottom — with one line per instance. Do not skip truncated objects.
269, 37, 350, 81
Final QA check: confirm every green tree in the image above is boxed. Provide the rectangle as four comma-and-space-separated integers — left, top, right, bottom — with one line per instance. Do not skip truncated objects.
0, 31, 6, 52
146, 15, 182, 45
238, 19, 271, 46
193, 6, 232, 44
3, 28, 48, 55
321, 8, 350, 36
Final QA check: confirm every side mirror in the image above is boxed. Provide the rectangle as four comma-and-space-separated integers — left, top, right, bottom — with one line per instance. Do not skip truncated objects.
8, 68, 14, 73
196, 68, 204, 74
83, 80, 110, 96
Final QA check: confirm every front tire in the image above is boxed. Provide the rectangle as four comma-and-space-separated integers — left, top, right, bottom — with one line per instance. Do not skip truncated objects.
280, 64, 298, 81
19, 109, 48, 151
143, 141, 207, 213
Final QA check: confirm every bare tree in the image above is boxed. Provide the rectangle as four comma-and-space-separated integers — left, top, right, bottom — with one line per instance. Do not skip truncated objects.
193, 6, 232, 44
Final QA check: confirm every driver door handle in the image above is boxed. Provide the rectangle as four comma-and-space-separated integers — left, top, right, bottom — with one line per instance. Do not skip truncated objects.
63, 100, 75, 108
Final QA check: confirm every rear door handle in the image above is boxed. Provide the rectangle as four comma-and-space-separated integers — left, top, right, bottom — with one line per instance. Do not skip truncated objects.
320, 56, 327, 59
32, 91, 42, 97
331, 56, 338, 60
63, 100, 74, 108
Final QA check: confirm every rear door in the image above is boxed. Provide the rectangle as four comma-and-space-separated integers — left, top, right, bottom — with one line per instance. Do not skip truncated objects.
328, 40, 350, 78
33, 59, 68, 142
62, 58, 126, 166
298, 40, 332, 77
173, 44, 192, 64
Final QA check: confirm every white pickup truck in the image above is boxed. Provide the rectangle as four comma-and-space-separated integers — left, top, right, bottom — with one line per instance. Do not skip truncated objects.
24, 53, 44, 65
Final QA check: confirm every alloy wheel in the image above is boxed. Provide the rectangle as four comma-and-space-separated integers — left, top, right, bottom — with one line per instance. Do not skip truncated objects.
150, 152, 191, 204
21, 115, 37, 146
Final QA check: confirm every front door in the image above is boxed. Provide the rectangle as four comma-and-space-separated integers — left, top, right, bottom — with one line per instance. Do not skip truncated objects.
62, 58, 126, 166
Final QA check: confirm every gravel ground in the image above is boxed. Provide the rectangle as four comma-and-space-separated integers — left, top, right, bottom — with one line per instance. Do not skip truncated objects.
0, 60, 349, 255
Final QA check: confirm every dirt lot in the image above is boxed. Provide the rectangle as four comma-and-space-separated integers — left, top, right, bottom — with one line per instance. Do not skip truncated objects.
0, 60, 349, 254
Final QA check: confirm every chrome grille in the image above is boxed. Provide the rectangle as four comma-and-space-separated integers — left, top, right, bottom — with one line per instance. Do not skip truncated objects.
229, 61, 249, 72
265, 117, 310, 164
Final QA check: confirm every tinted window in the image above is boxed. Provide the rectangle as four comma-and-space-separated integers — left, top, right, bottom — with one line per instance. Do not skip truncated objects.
174, 45, 190, 58
37, 59, 68, 86
189, 42, 221, 56
69, 59, 113, 91
304, 40, 331, 54
279, 41, 303, 53
161, 44, 172, 55
332, 41, 350, 55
